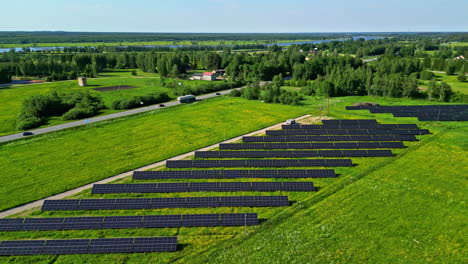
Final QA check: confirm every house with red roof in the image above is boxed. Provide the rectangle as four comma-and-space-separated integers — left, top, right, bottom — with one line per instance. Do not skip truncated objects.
202, 72, 217, 81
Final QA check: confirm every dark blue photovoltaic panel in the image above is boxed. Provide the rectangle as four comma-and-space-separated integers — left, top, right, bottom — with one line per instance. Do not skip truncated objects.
133, 169, 336, 180
0, 214, 260, 231
194, 150, 393, 158
265, 129, 430, 136
282, 124, 420, 129
41, 196, 289, 211
166, 159, 353, 168
219, 142, 406, 150
346, 105, 468, 121
92, 182, 315, 194
0, 237, 177, 255
242, 135, 417, 142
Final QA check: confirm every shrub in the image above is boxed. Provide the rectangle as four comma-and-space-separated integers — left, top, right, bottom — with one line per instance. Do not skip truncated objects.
457, 75, 466, 82
420, 71, 435, 80
16, 91, 105, 129
110, 92, 170, 110
449, 91, 468, 103
62, 107, 98, 120
16, 112, 44, 130
229, 89, 242, 97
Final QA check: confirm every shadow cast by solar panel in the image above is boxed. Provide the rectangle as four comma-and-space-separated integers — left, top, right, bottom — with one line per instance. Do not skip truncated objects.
258, 218, 268, 224
177, 243, 190, 251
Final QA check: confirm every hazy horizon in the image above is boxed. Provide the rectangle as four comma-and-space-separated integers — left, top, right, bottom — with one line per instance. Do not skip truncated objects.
1, 0, 467, 33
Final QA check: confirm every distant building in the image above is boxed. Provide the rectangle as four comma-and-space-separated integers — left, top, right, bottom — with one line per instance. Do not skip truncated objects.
78, 77, 87, 86
202, 72, 217, 81
178, 95, 196, 103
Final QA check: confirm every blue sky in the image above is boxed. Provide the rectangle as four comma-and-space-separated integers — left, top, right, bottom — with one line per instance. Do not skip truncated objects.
1, 0, 467, 32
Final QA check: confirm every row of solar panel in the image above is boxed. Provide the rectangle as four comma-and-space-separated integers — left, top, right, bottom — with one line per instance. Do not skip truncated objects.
242, 135, 417, 142
346, 105, 468, 110
220, 142, 405, 150
266, 129, 430, 135
391, 112, 467, 117
370, 109, 467, 114
322, 119, 377, 124
195, 150, 393, 158
345, 105, 468, 121
282, 124, 420, 129
0, 213, 259, 231
42, 196, 290, 211
0, 237, 177, 256
166, 159, 353, 168
133, 169, 337, 180
417, 116, 468, 121
92, 182, 315, 194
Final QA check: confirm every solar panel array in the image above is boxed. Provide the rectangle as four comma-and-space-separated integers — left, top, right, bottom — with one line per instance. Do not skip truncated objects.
346, 105, 468, 121
0, 237, 177, 256
195, 150, 393, 158
220, 142, 406, 150
166, 159, 353, 168
266, 129, 430, 136
282, 124, 419, 129
92, 182, 315, 194
41, 196, 290, 211
133, 169, 337, 180
7, 118, 425, 256
0, 213, 259, 231
243, 135, 417, 142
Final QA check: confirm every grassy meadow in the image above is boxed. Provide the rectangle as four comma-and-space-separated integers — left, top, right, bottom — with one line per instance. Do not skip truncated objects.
0, 70, 210, 136
418, 71, 468, 95
0, 95, 466, 263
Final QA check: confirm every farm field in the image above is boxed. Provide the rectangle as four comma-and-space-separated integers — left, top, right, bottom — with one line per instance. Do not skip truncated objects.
0, 70, 212, 136
0, 95, 466, 263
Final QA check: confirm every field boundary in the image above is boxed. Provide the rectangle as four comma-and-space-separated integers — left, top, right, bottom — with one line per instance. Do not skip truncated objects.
0, 114, 311, 218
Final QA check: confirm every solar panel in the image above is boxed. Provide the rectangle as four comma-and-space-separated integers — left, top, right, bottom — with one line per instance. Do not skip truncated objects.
219, 142, 406, 150
133, 169, 336, 179
92, 182, 315, 193
195, 150, 393, 158
166, 159, 353, 168
346, 105, 468, 122
283, 124, 420, 129
266, 129, 430, 136
41, 196, 290, 211
242, 135, 417, 142
0, 213, 260, 231
0, 237, 177, 255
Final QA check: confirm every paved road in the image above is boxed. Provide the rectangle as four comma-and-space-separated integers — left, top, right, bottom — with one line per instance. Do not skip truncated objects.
0, 114, 311, 218
0, 88, 240, 143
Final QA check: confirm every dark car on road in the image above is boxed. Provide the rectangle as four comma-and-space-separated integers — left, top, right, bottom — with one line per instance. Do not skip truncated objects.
216, 93, 221, 95
159, 104, 165, 107
22, 132, 34, 136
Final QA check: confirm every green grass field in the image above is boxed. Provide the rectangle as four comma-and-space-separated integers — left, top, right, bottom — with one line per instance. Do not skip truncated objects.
419, 72, 468, 94
0, 95, 466, 263
446, 42, 468, 47
0, 70, 210, 136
